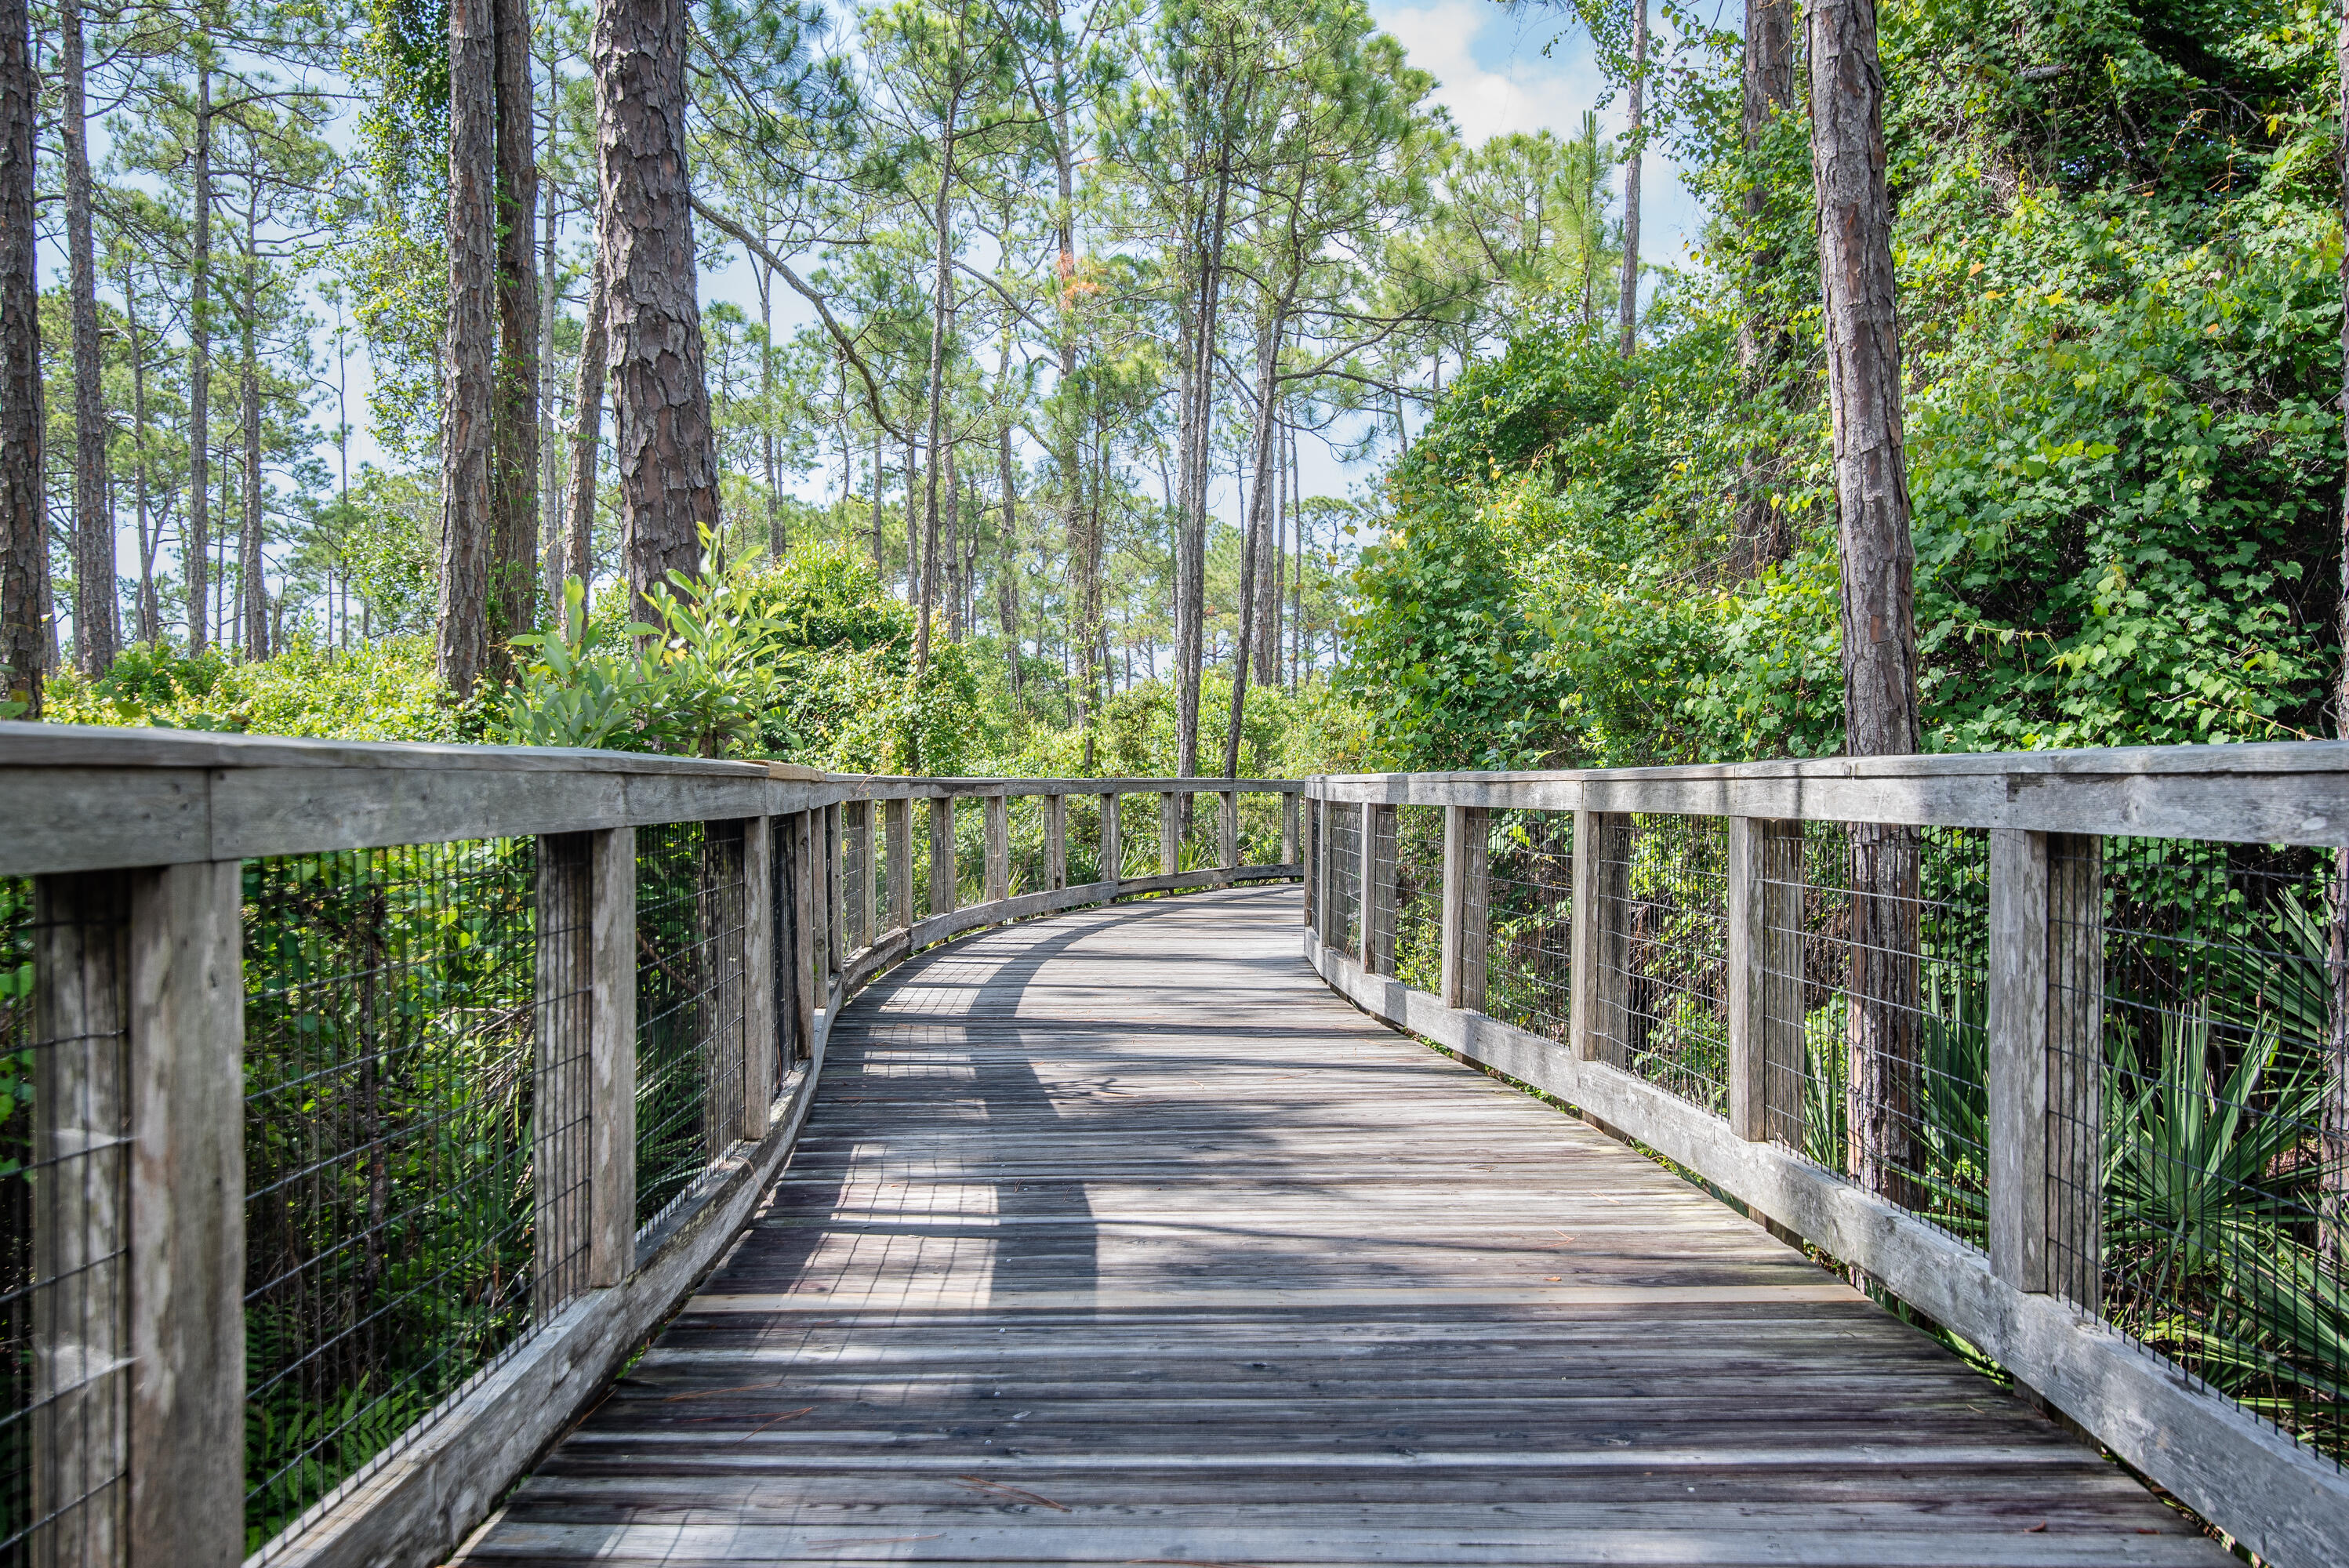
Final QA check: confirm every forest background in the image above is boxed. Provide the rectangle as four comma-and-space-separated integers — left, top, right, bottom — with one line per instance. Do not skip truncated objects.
0, 0, 2337, 787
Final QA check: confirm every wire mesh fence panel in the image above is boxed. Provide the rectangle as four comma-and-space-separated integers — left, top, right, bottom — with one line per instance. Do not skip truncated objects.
911, 806, 934, 924
0, 876, 130, 1568
1330, 807, 1363, 958
2071, 835, 2344, 1468
1180, 794, 1223, 873
1303, 804, 1320, 935
1758, 822, 1991, 1247
1484, 810, 1574, 1043
1592, 815, 1731, 1115
241, 840, 537, 1555
1007, 796, 1049, 898
951, 800, 988, 907
1239, 791, 1286, 867
634, 822, 746, 1232
1119, 797, 1162, 881
1392, 806, 1441, 992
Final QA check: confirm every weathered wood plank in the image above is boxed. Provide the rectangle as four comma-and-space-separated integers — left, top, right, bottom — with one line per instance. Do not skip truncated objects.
589, 827, 637, 1286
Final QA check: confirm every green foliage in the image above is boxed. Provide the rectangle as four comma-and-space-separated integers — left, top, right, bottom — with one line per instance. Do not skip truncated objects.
44, 638, 463, 742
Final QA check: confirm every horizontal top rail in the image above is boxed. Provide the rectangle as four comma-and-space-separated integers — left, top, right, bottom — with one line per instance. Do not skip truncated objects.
1307, 739, 2349, 845
0, 720, 1300, 876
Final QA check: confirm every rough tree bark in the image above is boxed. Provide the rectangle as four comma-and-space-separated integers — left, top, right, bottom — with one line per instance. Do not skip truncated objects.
1222, 310, 1284, 779
1616, 0, 1647, 359
561, 242, 607, 633
595, 0, 720, 617
1811, 0, 1922, 1216
64, 0, 114, 676
187, 67, 212, 655
1174, 147, 1233, 783
915, 80, 964, 674
489, 0, 539, 675
0, 0, 38, 712
998, 423, 1022, 706
438, 0, 499, 695
1734, 0, 1799, 569
124, 258, 160, 644
239, 195, 266, 661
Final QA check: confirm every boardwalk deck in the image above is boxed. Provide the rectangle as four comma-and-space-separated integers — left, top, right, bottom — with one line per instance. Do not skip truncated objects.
462, 886, 2225, 1567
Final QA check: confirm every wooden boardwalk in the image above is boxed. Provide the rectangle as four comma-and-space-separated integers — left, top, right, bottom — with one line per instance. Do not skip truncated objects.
463, 886, 2225, 1567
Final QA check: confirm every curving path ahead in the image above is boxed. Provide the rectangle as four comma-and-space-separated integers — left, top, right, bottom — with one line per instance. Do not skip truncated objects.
461, 885, 2224, 1567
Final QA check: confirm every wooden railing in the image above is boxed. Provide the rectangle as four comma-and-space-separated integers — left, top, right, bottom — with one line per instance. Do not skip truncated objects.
1302, 745, 2349, 1568
0, 723, 1300, 1568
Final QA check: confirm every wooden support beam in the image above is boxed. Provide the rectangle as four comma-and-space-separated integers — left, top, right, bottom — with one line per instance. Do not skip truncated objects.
587, 828, 637, 1283
883, 797, 911, 935
985, 794, 1011, 904
822, 803, 841, 990
1098, 793, 1120, 887
127, 858, 245, 1568
1044, 794, 1067, 891
536, 834, 594, 1313
840, 800, 870, 954
1282, 791, 1298, 869
699, 821, 749, 1163
1219, 790, 1240, 869
1363, 803, 1398, 976
1303, 797, 1318, 930
793, 811, 817, 1061
742, 815, 775, 1138
929, 797, 957, 916
1571, 810, 1630, 1064
1442, 804, 1489, 1011
1319, 800, 1339, 939
34, 870, 129, 1568
1159, 791, 1181, 877
1729, 818, 1806, 1144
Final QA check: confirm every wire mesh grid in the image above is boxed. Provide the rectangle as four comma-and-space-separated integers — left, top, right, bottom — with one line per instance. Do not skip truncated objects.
0, 876, 130, 1568
1755, 822, 1991, 1247
1588, 815, 1731, 1114
1304, 800, 1320, 933
634, 822, 746, 1232
1237, 790, 1286, 868
1483, 810, 1574, 1043
1005, 795, 1050, 898
1390, 806, 1441, 989
241, 839, 538, 1553
2064, 835, 2344, 1468
534, 840, 594, 1323
1119, 795, 1164, 881
911, 801, 935, 924
1330, 805, 1363, 957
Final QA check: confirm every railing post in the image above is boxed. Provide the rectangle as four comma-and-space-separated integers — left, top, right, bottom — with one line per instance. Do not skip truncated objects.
1571, 810, 1629, 1063
1441, 804, 1488, 1011
884, 796, 912, 933
1990, 829, 2103, 1304
841, 799, 870, 955
1302, 794, 1316, 928
742, 815, 775, 1138
985, 793, 1011, 903
822, 802, 842, 993
793, 811, 817, 1055
1159, 790, 1181, 877
586, 828, 638, 1280
536, 834, 593, 1313
1729, 818, 1805, 1142
1044, 793, 1067, 891
700, 820, 749, 1163
1218, 789, 1239, 870
1098, 792, 1120, 887
1319, 799, 1338, 939
33, 870, 130, 1568
1363, 802, 1397, 975
127, 858, 245, 1568
929, 796, 957, 914
1282, 790, 1298, 869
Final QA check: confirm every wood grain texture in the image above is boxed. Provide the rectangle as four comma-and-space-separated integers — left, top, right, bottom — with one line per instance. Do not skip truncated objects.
462, 887, 2217, 1568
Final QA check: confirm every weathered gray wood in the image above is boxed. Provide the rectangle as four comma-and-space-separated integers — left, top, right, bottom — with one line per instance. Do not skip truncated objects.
1570, 811, 1629, 1065
588, 827, 637, 1287
1364, 803, 1397, 975
1044, 793, 1067, 891
822, 802, 842, 989
1730, 820, 1806, 1146
884, 797, 912, 935
2046, 834, 2103, 1308
1441, 804, 1488, 1012
793, 812, 817, 1057
1988, 829, 2049, 1294
928, 797, 957, 915
1219, 789, 1240, 869
1729, 818, 1767, 1141
1283, 789, 1298, 866
536, 834, 594, 1313
1159, 791, 1181, 877
1098, 792, 1120, 887
1320, 799, 1339, 939
32, 870, 129, 1568
742, 815, 775, 1138
839, 800, 869, 955
984, 793, 1011, 902
698, 821, 750, 1164
126, 857, 244, 1568
1306, 934, 2338, 1568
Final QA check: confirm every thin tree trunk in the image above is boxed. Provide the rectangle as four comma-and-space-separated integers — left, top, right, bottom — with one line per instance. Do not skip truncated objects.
998, 422, 1020, 707
1735, 0, 1799, 569
125, 259, 159, 644
64, 0, 114, 676
490, 0, 539, 674
2325, 0, 2349, 1269
0, 0, 35, 712
916, 87, 964, 674
561, 241, 608, 630
187, 66, 212, 656
943, 439, 963, 641
759, 262, 782, 557
1175, 147, 1233, 784
240, 197, 266, 661
539, 132, 561, 604
1617, 0, 1646, 359
1811, 0, 1922, 1217
440, 0, 499, 691
904, 432, 920, 599
595, 0, 720, 615
870, 428, 883, 572
1222, 311, 1283, 779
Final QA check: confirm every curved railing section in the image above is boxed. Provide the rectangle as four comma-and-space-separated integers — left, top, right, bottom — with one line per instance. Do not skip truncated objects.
1300, 745, 2349, 1568
0, 723, 1299, 1568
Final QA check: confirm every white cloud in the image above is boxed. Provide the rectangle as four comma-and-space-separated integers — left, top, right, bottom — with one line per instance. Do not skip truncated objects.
1374, 0, 1607, 146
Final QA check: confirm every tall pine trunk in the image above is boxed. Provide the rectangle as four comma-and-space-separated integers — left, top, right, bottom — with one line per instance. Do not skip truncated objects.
1616, 0, 1647, 359
0, 0, 38, 712
1811, 0, 1922, 1216
1174, 149, 1232, 783
2325, 0, 2349, 1269
1734, 0, 1798, 568
187, 67, 212, 656
439, 0, 499, 693
490, 0, 539, 674
1222, 310, 1283, 779
561, 241, 607, 631
595, 0, 719, 616
997, 423, 1021, 708
915, 96, 962, 674
64, 0, 114, 676
125, 257, 159, 644
240, 196, 266, 660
